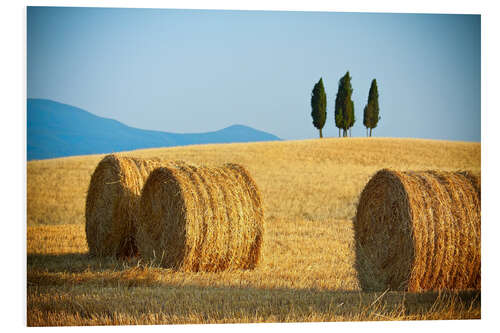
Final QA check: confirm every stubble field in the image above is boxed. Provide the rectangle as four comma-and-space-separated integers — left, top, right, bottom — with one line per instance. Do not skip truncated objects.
26, 137, 481, 326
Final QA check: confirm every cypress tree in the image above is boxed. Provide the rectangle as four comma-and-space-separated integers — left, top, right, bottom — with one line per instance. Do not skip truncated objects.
363, 79, 380, 137
335, 71, 355, 137
310, 78, 327, 138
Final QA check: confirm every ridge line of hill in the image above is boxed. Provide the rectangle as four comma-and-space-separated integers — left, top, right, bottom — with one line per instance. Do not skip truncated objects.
27, 98, 281, 160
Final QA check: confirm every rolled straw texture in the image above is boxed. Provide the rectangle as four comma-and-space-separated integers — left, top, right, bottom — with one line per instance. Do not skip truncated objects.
136, 163, 264, 272
354, 169, 481, 292
85, 154, 178, 257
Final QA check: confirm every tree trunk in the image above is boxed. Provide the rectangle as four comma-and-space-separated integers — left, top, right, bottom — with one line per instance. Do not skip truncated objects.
369, 128, 372, 137
366, 127, 368, 137
319, 128, 323, 138
339, 128, 341, 137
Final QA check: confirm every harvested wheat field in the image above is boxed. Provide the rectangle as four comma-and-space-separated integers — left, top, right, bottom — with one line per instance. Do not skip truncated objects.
27, 138, 481, 326
354, 169, 481, 292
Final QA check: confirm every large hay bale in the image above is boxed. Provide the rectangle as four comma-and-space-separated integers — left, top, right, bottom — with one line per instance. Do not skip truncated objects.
136, 163, 264, 272
354, 169, 481, 292
85, 154, 169, 257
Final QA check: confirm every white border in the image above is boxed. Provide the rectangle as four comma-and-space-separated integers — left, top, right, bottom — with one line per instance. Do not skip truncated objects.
6, 0, 498, 331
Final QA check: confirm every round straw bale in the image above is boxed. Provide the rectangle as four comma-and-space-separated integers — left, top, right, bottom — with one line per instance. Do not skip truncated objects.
136, 163, 264, 272
85, 154, 180, 258
354, 169, 481, 292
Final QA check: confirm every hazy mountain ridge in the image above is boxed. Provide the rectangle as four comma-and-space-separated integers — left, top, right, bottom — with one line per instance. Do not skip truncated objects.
27, 99, 281, 160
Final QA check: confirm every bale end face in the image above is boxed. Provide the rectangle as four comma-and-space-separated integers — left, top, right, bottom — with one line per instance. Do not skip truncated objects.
354, 169, 481, 292
85, 154, 163, 258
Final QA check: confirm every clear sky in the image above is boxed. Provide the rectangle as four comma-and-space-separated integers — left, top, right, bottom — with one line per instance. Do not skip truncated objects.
27, 6, 481, 141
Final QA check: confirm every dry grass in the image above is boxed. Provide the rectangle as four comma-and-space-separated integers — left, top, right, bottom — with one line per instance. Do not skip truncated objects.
28, 138, 480, 226
354, 169, 481, 292
136, 163, 264, 271
26, 138, 481, 325
27, 219, 480, 325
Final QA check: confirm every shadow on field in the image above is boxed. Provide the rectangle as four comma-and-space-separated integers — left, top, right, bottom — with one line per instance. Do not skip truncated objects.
27, 252, 134, 273
27, 252, 480, 322
27, 277, 480, 323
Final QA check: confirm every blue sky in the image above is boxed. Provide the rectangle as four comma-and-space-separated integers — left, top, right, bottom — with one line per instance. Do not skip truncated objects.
27, 6, 481, 141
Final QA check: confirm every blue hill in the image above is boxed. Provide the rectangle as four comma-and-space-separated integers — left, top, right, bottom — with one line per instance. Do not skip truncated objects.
27, 99, 281, 160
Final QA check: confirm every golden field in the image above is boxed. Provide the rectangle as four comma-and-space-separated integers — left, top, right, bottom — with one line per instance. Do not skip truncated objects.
26, 137, 481, 326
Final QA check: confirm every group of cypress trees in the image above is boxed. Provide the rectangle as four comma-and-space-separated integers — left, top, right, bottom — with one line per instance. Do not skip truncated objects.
310, 72, 380, 138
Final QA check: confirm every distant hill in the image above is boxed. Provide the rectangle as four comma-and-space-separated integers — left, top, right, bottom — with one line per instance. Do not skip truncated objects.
27, 99, 281, 160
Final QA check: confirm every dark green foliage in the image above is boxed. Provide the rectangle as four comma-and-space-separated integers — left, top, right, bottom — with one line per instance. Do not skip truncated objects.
335, 109, 343, 137
335, 72, 355, 137
363, 104, 370, 137
311, 78, 327, 138
347, 100, 355, 137
363, 79, 380, 137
